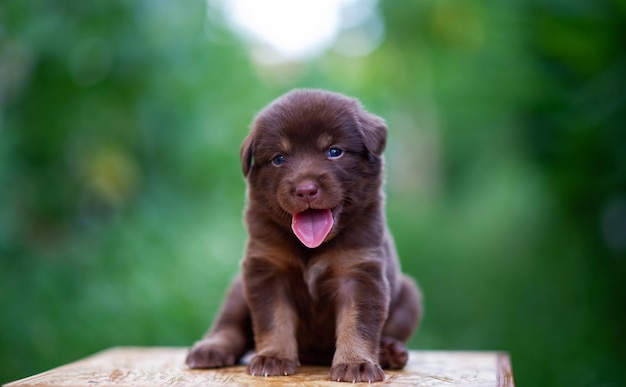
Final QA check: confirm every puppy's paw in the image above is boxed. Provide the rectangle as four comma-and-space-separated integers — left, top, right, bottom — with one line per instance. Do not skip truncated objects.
247, 355, 298, 377
329, 362, 385, 383
379, 337, 409, 369
186, 338, 238, 369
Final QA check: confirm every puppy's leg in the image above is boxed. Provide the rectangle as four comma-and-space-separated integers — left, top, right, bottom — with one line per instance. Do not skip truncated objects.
330, 261, 389, 383
379, 275, 422, 369
243, 257, 299, 377
186, 276, 252, 368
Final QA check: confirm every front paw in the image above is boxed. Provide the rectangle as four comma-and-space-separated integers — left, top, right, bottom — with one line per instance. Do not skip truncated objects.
330, 362, 385, 383
186, 339, 238, 369
247, 355, 298, 377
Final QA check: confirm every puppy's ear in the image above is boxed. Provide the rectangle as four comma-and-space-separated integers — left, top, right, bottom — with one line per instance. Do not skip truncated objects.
357, 109, 387, 156
240, 133, 254, 177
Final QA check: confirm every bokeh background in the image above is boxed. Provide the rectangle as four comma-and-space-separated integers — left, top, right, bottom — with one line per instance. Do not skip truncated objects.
1, 0, 625, 385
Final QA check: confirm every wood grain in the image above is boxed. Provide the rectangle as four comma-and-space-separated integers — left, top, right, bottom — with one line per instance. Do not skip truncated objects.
5, 347, 514, 386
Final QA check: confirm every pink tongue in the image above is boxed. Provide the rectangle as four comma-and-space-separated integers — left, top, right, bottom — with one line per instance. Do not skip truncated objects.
291, 209, 334, 248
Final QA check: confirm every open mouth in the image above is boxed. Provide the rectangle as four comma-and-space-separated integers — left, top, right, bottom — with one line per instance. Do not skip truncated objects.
291, 208, 335, 248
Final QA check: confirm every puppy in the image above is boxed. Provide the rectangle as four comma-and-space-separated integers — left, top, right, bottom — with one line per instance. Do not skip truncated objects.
186, 89, 422, 383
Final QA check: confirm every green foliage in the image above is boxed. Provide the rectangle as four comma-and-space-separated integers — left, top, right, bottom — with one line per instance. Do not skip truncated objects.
1, 0, 624, 385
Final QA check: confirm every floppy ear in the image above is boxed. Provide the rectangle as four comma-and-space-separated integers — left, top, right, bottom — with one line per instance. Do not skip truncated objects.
357, 109, 387, 156
240, 132, 254, 177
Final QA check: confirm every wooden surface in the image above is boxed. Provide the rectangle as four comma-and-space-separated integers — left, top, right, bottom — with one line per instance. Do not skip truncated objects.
5, 347, 514, 386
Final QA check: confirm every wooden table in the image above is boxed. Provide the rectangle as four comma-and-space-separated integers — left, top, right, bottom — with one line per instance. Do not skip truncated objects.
5, 347, 514, 386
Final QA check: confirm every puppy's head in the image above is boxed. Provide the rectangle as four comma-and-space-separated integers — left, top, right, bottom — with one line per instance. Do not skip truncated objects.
241, 89, 387, 248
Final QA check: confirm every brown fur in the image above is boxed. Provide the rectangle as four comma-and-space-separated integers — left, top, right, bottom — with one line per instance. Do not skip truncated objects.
186, 89, 422, 383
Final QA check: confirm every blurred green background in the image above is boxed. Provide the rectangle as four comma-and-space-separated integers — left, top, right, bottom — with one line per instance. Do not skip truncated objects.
1, 0, 625, 385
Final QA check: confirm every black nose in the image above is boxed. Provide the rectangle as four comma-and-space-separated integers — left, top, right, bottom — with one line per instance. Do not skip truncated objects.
295, 181, 319, 203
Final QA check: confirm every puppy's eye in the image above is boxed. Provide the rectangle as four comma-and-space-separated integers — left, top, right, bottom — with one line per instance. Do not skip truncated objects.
271, 154, 286, 166
327, 148, 343, 159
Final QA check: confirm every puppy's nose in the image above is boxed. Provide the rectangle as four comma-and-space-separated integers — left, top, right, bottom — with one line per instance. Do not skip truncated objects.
295, 181, 319, 203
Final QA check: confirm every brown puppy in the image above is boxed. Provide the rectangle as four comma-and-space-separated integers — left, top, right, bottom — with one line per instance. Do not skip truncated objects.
186, 89, 422, 383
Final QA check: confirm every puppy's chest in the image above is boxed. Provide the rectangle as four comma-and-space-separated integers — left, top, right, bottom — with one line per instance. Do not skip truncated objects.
286, 259, 332, 306
287, 261, 336, 328
302, 260, 329, 300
